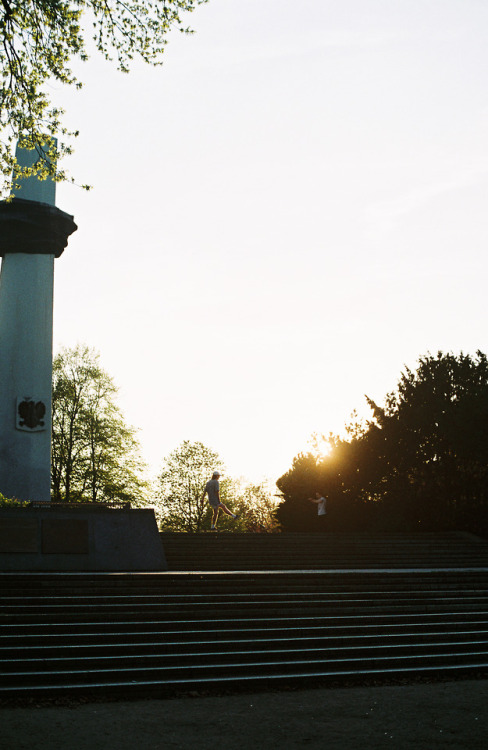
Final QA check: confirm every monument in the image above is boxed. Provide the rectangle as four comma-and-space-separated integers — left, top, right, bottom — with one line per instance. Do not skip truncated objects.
0, 143, 167, 571
0, 142, 76, 502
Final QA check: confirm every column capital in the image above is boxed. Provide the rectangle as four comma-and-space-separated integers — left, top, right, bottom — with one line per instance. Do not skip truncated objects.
0, 198, 77, 258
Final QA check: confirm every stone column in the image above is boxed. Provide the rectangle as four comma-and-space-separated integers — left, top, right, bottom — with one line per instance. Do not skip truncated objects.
0, 145, 77, 501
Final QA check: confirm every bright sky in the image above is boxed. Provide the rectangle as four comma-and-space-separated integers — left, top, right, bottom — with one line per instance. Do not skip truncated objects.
49, 0, 488, 484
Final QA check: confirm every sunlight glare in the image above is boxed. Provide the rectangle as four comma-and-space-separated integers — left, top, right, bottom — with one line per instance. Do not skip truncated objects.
310, 433, 333, 460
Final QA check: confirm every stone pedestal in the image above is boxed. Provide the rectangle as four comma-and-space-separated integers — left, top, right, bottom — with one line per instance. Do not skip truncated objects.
0, 507, 167, 571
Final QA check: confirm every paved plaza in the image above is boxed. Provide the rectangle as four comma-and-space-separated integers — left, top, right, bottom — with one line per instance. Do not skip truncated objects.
2, 678, 487, 750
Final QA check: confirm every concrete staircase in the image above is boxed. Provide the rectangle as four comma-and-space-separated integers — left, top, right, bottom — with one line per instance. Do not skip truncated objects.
1, 532, 488, 699
160, 531, 488, 571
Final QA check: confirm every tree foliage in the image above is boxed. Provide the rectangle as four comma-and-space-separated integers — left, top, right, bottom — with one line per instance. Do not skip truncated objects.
156, 440, 281, 532
156, 440, 223, 532
277, 351, 488, 536
221, 478, 281, 533
51, 344, 149, 504
0, 0, 207, 196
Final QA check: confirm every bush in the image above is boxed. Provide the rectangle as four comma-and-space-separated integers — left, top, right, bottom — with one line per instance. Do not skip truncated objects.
0, 493, 29, 508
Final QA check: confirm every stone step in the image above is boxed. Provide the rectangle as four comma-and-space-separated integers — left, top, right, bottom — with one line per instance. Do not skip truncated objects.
4, 627, 488, 657
2, 594, 488, 623
159, 532, 488, 571
4, 639, 488, 676
2, 651, 488, 694
1, 534, 488, 697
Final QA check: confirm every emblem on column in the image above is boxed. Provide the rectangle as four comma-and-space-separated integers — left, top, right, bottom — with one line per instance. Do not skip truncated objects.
16, 397, 47, 431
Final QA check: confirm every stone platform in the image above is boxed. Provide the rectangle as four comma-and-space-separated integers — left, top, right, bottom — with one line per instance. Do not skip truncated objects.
0, 506, 166, 571
160, 530, 488, 570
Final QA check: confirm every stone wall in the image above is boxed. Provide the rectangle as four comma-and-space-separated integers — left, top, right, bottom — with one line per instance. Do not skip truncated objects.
0, 507, 167, 571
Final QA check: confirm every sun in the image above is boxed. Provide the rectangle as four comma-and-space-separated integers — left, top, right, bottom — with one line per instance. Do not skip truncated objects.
310, 433, 333, 460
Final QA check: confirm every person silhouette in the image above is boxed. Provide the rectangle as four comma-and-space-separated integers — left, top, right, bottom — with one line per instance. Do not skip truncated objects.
308, 491, 327, 523
202, 471, 238, 530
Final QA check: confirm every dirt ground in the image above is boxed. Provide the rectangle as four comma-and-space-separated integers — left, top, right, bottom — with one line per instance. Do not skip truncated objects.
1, 678, 487, 750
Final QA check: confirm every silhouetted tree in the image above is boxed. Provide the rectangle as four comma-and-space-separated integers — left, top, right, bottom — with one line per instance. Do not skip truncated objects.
276, 351, 488, 535
365, 351, 488, 532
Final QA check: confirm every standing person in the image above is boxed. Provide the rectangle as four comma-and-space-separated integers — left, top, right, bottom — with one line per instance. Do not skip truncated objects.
202, 471, 238, 531
308, 491, 327, 523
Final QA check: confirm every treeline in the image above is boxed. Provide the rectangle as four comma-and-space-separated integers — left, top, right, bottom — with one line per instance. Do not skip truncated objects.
276, 351, 488, 537
50, 346, 278, 531
52, 346, 488, 536
155, 440, 279, 533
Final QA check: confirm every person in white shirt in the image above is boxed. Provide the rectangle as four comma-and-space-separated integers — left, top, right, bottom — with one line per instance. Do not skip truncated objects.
308, 491, 327, 518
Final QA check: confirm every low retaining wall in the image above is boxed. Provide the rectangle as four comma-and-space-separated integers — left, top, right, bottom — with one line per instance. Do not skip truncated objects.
160, 531, 488, 571
0, 507, 167, 571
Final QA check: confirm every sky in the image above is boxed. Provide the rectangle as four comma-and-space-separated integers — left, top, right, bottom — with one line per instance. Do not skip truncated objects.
39, 0, 488, 483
